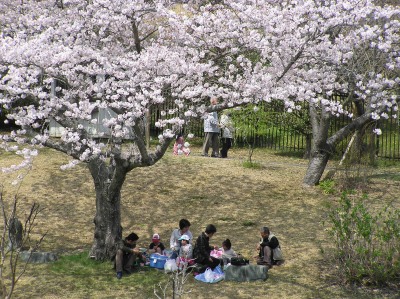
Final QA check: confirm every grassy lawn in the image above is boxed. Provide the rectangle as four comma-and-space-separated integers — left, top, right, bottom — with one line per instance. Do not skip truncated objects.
0, 145, 399, 299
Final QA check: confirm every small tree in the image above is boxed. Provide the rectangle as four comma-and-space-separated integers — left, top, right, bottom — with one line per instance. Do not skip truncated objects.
231, 104, 269, 165
0, 175, 45, 299
154, 260, 193, 299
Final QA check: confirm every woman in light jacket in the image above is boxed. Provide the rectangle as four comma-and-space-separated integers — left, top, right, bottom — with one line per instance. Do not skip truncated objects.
219, 110, 234, 158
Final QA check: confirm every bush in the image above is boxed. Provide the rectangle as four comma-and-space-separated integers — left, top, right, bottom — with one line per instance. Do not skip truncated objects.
242, 161, 262, 169
319, 179, 335, 194
328, 192, 400, 286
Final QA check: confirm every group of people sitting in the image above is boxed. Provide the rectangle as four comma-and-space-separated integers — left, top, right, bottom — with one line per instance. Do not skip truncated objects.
114, 219, 283, 279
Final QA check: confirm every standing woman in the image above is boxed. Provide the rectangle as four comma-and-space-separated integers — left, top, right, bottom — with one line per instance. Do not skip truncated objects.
219, 110, 234, 158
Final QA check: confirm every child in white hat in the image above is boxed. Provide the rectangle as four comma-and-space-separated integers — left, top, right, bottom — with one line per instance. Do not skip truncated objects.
178, 234, 193, 259
177, 234, 194, 269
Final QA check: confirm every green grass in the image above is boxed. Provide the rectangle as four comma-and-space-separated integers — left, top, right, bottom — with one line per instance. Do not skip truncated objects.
50, 251, 109, 275
242, 160, 263, 169
48, 251, 168, 296
242, 220, 257, 227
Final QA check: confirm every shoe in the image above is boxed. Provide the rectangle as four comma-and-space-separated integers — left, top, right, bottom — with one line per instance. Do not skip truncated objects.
201, 154, 209, 157
274, 260, 284, 266
116, 271, 122, 279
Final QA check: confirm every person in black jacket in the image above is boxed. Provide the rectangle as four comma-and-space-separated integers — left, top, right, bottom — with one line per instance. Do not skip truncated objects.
255, 226, 280, 269
114, 233, 144, 279
193, 224, 220, 272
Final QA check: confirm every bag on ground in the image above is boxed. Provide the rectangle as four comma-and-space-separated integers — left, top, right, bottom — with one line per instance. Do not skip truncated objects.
164, 258, 178, 272
230, 256, 249, 266
194, 265, 225, 283
273, 246, 284, 261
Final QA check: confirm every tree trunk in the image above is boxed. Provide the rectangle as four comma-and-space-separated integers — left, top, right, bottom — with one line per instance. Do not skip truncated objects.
88, 158, 128, 260
303, 149, 330, 186
304, 101, 332, 186
302, 134, 312, 159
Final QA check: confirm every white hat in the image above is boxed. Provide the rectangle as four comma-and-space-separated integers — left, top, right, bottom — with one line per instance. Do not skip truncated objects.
152, 233, 160, 240
178, 234, 190, 241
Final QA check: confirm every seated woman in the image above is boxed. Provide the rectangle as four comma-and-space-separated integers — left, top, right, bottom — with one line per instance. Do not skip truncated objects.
170, 219, 193, 259
173, 134, 190, 156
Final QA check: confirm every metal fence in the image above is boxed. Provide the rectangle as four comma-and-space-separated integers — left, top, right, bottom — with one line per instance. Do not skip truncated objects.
2, 101, 397, 160
149, 102, 400, 160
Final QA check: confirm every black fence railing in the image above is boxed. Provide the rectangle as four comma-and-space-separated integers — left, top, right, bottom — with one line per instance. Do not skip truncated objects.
149, 102, 400, 160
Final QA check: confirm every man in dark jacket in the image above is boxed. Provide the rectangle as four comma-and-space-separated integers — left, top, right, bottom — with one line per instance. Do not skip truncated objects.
256, 226, 280, 269
193, 224, 220, 272
114, 233, 142, 279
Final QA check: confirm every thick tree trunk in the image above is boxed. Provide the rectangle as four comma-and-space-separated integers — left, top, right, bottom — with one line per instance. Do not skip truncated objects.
303, 149, 330, 186
303, 100, 375, 186
304, 101, 332, 186
88, 159, 127, 260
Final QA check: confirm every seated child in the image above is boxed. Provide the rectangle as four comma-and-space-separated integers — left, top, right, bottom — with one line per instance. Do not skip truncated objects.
173, 134, 190, 156
221, 239, 237, 262
177, 234, 194, 268
178, 234, 193, 259
148, 234, 166, 254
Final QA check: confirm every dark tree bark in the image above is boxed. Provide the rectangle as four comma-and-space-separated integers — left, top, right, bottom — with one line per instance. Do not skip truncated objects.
303, 149, 331, 186
303, 102, 332, 186
88, 158, 128, 260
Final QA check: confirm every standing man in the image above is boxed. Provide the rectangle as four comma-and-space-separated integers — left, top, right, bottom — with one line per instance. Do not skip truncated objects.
202, 97, 220, 157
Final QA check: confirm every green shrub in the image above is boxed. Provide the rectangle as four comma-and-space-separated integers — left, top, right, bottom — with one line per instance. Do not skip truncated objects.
242, 161, 262, 169
328, 192, 400, 286
242, 220, 256, 227
319, 179, 335, 194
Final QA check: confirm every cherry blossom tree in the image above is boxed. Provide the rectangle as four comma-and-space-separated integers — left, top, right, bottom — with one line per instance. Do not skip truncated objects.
0, 0, 257, 260
1, 0, 399, 259
164, 0, 399, 185
246, 0, 398, 185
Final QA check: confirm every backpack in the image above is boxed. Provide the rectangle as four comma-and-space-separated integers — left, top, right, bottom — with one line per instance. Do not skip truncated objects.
230, 255, 249, 266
